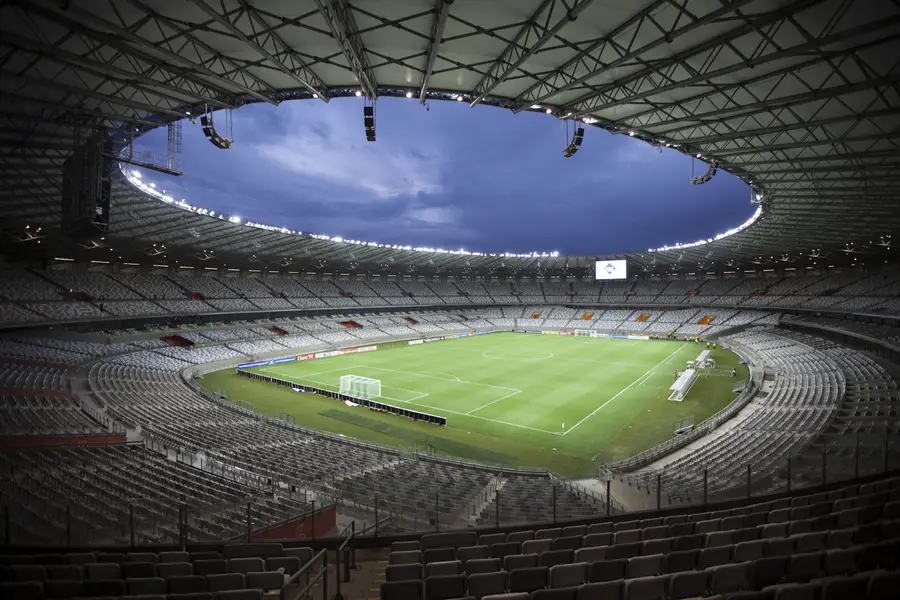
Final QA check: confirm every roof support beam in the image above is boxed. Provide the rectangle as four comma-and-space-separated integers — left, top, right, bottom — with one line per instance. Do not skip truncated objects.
0, 30, 230, 110
1, 72, 187, 120
711, 132, 900, 156
419, 0, 453, 103
19, 0, 277, 106
313, 0, 377, 99
679, 107, 900, 146
511, 0, 768, 113
194, 0, 330, 101
468, 0, 594, 108
566, 11, 899, 118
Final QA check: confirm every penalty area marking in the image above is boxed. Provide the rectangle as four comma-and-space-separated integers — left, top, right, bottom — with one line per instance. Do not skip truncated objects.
562, 343, 687, 436
481, 350, 554, 361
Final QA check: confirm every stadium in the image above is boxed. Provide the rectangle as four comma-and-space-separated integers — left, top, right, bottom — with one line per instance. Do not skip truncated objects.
0, 1, 899, 599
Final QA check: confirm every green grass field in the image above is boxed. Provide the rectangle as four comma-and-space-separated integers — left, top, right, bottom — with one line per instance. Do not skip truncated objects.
201, 333, 747, 478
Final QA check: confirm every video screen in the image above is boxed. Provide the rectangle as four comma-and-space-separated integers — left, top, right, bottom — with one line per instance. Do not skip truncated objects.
595, 259, 627, 280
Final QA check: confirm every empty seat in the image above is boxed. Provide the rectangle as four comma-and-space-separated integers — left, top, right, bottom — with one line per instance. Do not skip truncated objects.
577, 580, 623, 600
734, 540, 765, 562
764, 538, 794, 557
206, 573, 244, 593
588, 559, 626, 583
540, 550, 573, 569
46, 565, 80, 580
751, 556, 789, 589
823, 548, 857, 576
381, 580, 425, 600
664, 550, 698, 574
532, 589, 578, 600
710, 562, 750, 595
868, 571, 900, 600
523, 540, 552, 556
128, 553, 158, 564
127, 577, 167, 595
167, 575, 207, 594
458, 546, 490, 564
423, 548, 455, 564
706, 531, 734, 548
245, 571, 284, 592
668, 523, 694, 537
158, 562, 193, 578
491, 543, 522, 560
668, 571, 708, 600
587, 523, 612, 535
582, 533, 612, 548
425, 560, 462, 578
641, 538, 673, 556
627, 554, 663, 578
508, 531, 534, 544
386, 564, 423, 582
122, 562, 156, 578
624, 575, 668, 600
674, 535, 704, 551
392, 541, 420, 552
794, 532, 827, 553
821, 575, 868, 600
535, 528, 561, 540
85, 563, 120, 580
552, 536, 582, 551
217, 590, 262, 600
574, 547, 606, 564
194, 560, 227, 576
466, 558, 501, 575
642, 526, 668, 541
696, 519, 721, 534
159, 552, 191, 563
45, 580, 84, 599
467, 571, 507, 599
85, 579, 126, 597
788, 551, 823, 583
391, 551, 424, 566
10, 565, 46, 582
480, 534, 507, 547
773, 582, 822, 600
698, 546, 732, 569
549, 563, 586, 588
614, 530, 642, 545
561, 526, 587, 538
504, 554, 539, 572
606, 543, 641, 560
2, 582, 44, 600
425, 573, 466, 600
508, 567, 548, 593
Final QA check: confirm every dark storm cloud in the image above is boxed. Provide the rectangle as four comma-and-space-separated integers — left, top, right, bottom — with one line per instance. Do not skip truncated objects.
134, 99, 754, 255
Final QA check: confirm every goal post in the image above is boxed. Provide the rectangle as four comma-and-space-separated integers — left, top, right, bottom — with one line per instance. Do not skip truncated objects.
575, 329, 597, 338
339, 375, 382, 400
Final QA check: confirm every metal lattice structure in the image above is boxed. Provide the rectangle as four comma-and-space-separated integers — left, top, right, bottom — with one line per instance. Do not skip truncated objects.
1, 0, 898, 276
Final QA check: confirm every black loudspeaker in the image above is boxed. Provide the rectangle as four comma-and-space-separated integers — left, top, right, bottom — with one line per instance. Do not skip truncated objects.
364, 106, 375, 141
61, 139, 111, 237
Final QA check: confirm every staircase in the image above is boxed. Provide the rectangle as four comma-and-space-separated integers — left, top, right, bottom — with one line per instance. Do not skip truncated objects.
697, 315, 715, 325
531, 311, 541, 319
636, 313, 649, 323
580, 312, 593, 320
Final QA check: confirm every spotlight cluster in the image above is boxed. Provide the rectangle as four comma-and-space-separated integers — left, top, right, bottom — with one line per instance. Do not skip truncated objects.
563, 127, 584, 158
690, 159, 718, 184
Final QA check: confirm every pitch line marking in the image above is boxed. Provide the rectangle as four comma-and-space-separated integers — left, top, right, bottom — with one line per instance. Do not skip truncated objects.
416, 371, 462, 382
359, 365, 521, 393
465, 389, 523, 415
562, 343, 687, 436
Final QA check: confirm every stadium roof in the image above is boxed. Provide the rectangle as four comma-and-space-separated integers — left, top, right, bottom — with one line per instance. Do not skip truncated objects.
1, 0, 898, 277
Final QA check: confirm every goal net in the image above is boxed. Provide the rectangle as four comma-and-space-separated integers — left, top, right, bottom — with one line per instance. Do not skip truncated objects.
339, 375, 382, 400
575, 329, 598, 338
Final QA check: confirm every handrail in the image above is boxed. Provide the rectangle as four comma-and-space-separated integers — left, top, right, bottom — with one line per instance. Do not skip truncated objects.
283, 548, 327, 600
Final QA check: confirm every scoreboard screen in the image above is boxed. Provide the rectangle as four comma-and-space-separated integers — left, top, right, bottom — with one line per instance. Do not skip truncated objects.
595, 260, 627, 280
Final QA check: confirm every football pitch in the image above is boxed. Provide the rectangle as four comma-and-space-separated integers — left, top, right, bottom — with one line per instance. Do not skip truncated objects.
201, 333, 747, 477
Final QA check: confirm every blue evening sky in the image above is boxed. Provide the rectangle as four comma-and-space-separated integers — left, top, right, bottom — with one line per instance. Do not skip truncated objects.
132, 98, 754, 256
